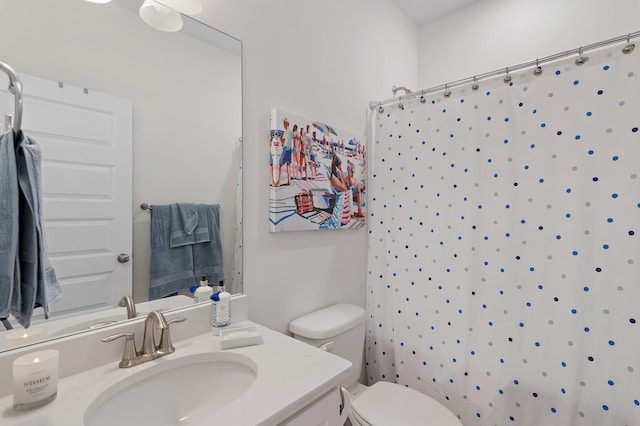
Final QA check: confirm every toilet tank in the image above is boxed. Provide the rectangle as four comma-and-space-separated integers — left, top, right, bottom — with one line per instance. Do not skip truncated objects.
289, 303, 366, 388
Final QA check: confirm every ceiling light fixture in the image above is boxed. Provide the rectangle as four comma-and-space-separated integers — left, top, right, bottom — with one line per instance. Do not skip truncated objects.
139, 0, 183, 32
84, 0, 194, 33
157, 0, 202, 15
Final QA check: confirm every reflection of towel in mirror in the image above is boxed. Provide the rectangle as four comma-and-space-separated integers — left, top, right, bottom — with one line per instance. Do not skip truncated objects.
169, 203, 210, 248
149, 204, 196, 300
149, 203, 224, 300
192, 204, 224, 285
12, 134, 62, 328
0, 131, 19, 321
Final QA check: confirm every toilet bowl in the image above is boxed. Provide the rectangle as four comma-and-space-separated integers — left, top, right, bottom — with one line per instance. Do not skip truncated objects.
289, 303, 462, 426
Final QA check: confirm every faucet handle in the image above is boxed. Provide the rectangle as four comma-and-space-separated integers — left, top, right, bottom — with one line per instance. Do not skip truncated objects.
102, 332, 138, 368
157, 317, 186, 356
167, 317, 187, 326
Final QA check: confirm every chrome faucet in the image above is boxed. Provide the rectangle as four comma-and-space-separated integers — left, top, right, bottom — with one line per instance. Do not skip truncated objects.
140, 310, 167, 357
102, 310, 186, 368
118, 295, 137, 319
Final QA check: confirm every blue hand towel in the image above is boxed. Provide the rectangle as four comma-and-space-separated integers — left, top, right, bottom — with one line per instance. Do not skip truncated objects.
13, 134, 62, 327
17, 135, 62, 317
12, 178, 38, 328
23, 135, 61, 317
192, 204, 224, 284
169, 203, 210, 248
149, 204, 195, 300
0, 131, 19, 320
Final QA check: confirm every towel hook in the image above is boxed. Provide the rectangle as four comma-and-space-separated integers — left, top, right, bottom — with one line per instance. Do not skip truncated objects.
0, 61, 23, 139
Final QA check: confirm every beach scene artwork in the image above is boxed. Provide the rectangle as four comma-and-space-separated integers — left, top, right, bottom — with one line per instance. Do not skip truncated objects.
269, 108, 366, 232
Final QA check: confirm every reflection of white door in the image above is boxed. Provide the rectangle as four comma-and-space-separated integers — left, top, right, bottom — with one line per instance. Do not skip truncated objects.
1, 73, 132, 318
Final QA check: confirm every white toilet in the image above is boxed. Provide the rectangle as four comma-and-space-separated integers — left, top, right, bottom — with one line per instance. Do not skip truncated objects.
289, 303, 462, 426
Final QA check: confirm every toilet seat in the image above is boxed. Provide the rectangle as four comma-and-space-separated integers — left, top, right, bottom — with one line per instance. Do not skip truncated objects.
350, 382, 462, 426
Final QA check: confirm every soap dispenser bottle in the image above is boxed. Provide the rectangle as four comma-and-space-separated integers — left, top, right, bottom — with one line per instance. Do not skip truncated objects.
210, 284, 231, 331
193, 276, 213, 303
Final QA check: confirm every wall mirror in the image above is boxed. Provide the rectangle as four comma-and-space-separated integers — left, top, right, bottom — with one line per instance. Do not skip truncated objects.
0, 0, 242, 351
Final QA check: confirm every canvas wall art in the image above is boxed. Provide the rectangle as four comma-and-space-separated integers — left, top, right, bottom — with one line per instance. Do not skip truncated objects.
269, 108, 366, 232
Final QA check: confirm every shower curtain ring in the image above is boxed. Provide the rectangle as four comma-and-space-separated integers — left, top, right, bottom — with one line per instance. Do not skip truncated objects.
471, 76, 479, 91
398, 96, 404, 109
533, 59, 543, 76
420, 91, 426, 103
443, 84, 451, 98
575, 47, 586, 66
503, 67, 512, 83
623, 35, 635, 54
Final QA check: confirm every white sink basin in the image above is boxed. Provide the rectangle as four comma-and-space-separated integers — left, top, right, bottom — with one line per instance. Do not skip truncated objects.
83, 352, 258, 426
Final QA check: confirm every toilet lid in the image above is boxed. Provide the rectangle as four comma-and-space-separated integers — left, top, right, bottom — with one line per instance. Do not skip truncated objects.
351, 382, 462, 426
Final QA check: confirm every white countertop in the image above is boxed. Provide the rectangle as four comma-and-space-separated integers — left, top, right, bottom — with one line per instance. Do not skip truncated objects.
0, 323, 352, 425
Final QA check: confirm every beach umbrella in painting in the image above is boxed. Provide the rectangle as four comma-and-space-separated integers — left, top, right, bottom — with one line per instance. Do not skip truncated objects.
312, 121, 338, 136
270, 129, 284, 138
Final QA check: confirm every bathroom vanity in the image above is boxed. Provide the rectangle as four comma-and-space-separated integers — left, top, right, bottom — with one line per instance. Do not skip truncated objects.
0, 296, 352, 425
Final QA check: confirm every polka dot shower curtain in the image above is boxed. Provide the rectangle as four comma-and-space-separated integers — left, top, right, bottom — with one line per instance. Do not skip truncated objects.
366, 42, 639, 425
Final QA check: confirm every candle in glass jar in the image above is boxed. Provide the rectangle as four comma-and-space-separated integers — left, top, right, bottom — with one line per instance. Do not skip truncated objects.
5, 328, 44, 348
13, 349, 59, 410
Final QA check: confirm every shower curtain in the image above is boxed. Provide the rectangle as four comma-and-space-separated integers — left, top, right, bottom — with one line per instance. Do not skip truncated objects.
367, 42, 639, 425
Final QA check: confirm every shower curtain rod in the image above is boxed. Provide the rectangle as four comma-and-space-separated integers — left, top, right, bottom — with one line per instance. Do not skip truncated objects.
369, 30, 640, 110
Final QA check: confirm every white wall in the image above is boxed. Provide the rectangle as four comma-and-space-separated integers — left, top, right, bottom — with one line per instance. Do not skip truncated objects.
417, 0, 640, 89
196, 0, 418, 333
